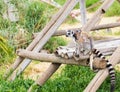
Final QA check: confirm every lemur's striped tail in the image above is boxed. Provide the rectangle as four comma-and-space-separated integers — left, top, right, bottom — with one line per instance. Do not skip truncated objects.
92, 49, 115, 92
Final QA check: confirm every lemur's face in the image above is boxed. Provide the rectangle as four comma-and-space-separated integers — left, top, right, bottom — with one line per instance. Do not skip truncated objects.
66, 30, 81, 38
66, 30, 74, 37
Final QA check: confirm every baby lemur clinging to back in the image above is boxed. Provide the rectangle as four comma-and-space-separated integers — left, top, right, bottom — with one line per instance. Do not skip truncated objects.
66, 29, 115, 92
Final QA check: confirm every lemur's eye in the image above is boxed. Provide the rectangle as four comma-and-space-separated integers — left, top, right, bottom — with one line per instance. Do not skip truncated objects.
72, 31, 74, 34
68, 33, 70, 35
76, 30, 80, 32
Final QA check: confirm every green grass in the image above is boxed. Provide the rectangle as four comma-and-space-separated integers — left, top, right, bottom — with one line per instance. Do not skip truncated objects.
44, 37, 67, 53
105, 1, 120, 16
1, 65, 120, 92
87, 1, 120, 16
0, 75, 33, 92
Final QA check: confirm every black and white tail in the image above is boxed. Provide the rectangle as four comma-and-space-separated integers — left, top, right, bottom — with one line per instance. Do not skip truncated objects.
92, 48, 115, 92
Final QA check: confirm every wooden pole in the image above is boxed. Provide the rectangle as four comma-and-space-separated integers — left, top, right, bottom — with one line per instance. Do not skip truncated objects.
92, 22, 120, 30
84, 46, 120, 92
16, 49, 89, 66
33, 22, 120, 37
79, 0, 87, 25
28, 63, 61, 92
16, 46, 117, 66
16, 37, 120, 65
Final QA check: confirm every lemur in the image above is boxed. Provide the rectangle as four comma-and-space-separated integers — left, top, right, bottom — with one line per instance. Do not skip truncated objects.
66, 30, 115, 92
66, 30, 93, 57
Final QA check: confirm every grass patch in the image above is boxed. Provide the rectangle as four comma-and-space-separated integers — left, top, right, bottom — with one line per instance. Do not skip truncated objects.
29, 65, 120, 92
105, 1, 120, 16
1, 64, 120, 91
0, 75, 33, 92
44, 36, 67, 53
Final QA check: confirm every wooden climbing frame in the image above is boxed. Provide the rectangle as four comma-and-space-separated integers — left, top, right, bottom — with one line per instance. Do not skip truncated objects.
4, 0, 120, 92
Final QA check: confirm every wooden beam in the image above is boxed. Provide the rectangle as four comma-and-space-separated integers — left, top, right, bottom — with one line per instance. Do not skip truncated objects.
28, 63, 61, 92
16, 37, 120, 64
16, 37, 120, 65
92, 22, 120, 30
16, 45, 117, 66
84, 46, 120, 92
16, 49, 89, 66
33, 22, 120, 37
79, 0, 87, 25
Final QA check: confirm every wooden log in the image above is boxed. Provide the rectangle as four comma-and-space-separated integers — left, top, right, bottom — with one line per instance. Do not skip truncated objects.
33, 22, 120, 37
92, 22, 120, 30
84, 46, 120, 92
7, 0, 79, 81
16, 46, 117, 66
16, 38, 120, 65
79, 0, 87, 25
16, 49, 89, 66
94, 38, 120, 47
28, 63, 61, 92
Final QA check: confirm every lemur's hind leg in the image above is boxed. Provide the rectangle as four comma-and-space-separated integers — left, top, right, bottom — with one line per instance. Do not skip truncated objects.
73, 44, 83, 61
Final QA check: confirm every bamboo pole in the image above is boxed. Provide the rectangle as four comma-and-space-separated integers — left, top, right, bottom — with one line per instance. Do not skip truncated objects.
84, 46, 120, 92
33, 22, 120, 37
8, 0, 79, 81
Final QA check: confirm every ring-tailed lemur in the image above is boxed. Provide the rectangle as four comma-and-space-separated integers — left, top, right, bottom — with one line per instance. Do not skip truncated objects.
66, 30, 93, 56
66, 30, 115, 92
